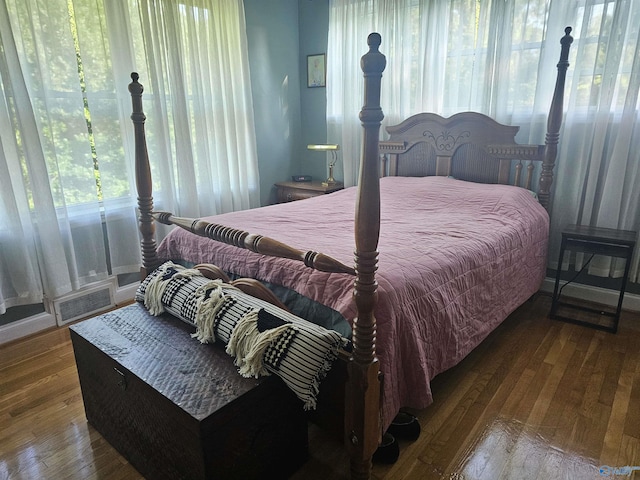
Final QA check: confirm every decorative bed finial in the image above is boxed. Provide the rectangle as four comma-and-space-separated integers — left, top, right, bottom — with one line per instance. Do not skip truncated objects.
128, 72, 143, 95
367, 32, 381, 50
361, 32, 386, 82
559, 27, 574, 64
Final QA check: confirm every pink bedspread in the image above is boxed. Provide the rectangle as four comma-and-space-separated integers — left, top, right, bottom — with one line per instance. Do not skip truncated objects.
157, 176, 549, 429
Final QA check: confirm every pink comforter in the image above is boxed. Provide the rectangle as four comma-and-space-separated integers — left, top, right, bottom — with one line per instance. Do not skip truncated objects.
157, 176, 549, 429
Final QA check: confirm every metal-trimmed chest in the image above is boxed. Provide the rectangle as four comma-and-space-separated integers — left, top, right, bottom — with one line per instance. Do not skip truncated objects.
69, 303, 308, 480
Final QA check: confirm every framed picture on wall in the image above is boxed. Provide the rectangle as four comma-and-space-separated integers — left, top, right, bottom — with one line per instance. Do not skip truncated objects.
307, 53, 326, 88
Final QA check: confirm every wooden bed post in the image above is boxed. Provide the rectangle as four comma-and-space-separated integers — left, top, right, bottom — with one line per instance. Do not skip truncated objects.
346, 33, 386, 480
129, 73, 160, 277
539, 27, 573, 210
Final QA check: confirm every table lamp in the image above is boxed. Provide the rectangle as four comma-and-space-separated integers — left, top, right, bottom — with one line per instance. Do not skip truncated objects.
307, 144, 339, 186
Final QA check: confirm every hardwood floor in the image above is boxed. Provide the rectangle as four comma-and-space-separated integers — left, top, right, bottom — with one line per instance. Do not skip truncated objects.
1, 293, 639, 479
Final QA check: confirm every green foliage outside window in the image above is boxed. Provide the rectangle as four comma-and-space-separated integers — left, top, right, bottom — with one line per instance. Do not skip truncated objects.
6, 0, 131, 210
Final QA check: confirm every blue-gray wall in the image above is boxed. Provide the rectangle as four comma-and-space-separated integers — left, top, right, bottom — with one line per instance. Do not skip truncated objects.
298, 1, 330, 184
244, 0, 329, 206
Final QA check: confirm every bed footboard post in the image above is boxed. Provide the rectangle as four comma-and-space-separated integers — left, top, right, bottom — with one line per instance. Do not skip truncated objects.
346, 33, 386, 480
129, 73, 160, 277
539, 27, 573, 211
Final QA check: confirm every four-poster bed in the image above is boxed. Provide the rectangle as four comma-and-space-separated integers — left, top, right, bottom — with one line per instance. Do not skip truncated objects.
121, 28, 573, 479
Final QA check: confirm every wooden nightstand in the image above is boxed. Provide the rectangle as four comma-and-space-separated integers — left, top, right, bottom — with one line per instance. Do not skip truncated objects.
275, 181, 344, 203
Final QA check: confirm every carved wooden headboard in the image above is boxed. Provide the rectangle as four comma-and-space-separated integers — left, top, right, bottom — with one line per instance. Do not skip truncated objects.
379, 111, 545, 195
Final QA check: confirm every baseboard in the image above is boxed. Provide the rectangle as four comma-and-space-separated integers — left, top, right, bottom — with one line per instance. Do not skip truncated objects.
115, 281, 140, 306
541, 277, 640, 312
0, 311, 56, 346
0, 281, 140, 346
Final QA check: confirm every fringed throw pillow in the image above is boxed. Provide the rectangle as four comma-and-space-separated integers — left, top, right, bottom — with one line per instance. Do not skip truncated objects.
136, 261, 348, 409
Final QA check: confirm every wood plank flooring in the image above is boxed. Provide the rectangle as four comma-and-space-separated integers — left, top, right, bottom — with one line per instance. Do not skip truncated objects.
1, 293, 639, 479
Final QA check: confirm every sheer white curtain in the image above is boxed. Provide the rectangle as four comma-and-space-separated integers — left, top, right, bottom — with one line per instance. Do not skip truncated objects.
0, 19, 43, 312
327, 0, 640, 282
0, 0, 259, 314
120, 0, 260, 218
328, 0, 566, 185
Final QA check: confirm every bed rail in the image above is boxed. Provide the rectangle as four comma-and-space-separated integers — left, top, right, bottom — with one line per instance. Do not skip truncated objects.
153, 211, 356, 276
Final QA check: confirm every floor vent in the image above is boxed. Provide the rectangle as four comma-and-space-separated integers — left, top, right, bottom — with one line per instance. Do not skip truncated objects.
50, 279, 116, 326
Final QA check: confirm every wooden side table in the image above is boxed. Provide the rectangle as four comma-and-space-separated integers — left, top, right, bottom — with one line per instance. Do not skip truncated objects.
275, 181, 344, 203
550, 224, 637, 333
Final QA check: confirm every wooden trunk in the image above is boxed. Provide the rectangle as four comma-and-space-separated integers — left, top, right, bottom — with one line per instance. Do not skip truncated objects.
70, 303, 308, 480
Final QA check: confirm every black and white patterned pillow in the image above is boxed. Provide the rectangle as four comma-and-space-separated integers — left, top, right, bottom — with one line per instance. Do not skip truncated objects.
136, 262, 348, 409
